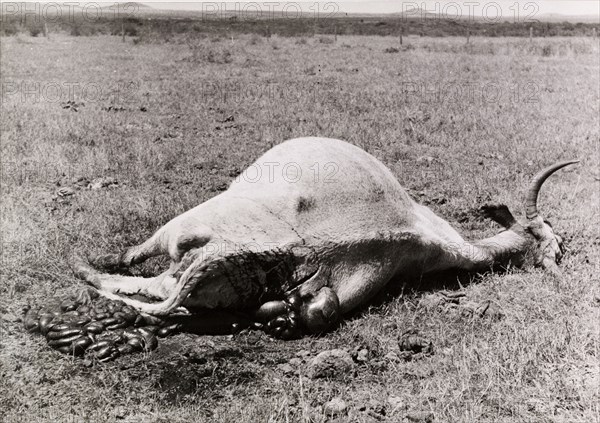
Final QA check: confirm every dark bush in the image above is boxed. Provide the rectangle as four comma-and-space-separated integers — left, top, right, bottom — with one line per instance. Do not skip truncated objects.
124, 23, 138, 36
29, 25, 43, 37
1, 20, 21, 36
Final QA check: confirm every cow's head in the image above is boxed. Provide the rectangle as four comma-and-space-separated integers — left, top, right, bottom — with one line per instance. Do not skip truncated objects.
524, 160, 579, 274
481, 160, 578, 274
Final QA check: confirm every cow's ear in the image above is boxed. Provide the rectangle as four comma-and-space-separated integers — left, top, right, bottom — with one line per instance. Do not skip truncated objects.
480, 204, 517, 229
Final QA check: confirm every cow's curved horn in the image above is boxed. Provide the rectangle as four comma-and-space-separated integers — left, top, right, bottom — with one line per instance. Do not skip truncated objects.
525, 160, 579, 220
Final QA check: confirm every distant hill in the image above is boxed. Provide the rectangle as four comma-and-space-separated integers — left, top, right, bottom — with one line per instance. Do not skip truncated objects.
99, 2, 153, 10
536, 13, 599, 23
98, 2, 153, 12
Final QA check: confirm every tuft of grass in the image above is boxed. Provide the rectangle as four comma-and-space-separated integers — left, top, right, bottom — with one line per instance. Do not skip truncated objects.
247, 33, 263, 46
183, 42, 234, 64
318, 35, 335, 44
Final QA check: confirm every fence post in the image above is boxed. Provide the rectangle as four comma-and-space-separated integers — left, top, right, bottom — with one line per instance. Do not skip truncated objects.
529, 26, 533, 42
43, 22, 48, 38
399, 26, 403, 45
122, 22, 125, 42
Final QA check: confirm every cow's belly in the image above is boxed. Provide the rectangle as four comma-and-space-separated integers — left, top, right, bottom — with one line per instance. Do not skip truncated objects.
225, 137, 417, 230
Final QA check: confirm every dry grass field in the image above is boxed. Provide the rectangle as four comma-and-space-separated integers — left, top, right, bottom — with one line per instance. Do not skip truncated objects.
1, 32, 599, 422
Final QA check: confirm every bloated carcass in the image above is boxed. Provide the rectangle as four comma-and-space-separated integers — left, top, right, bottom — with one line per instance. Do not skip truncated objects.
73, 137, 578, 339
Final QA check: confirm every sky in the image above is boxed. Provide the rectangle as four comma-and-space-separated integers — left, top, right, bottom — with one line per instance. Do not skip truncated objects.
2, 1, 598, 17
144, 1, 600, 17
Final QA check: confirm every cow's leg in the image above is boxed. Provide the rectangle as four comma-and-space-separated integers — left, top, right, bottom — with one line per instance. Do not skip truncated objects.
87, 228, 168, 274
74, 250, 222, 316
90, 221, 212, 273
73, 255, 177, 299
90, 231, 165, 273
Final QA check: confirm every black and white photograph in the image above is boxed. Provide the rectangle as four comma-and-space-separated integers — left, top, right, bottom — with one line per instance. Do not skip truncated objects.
0, 1, 598, 421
